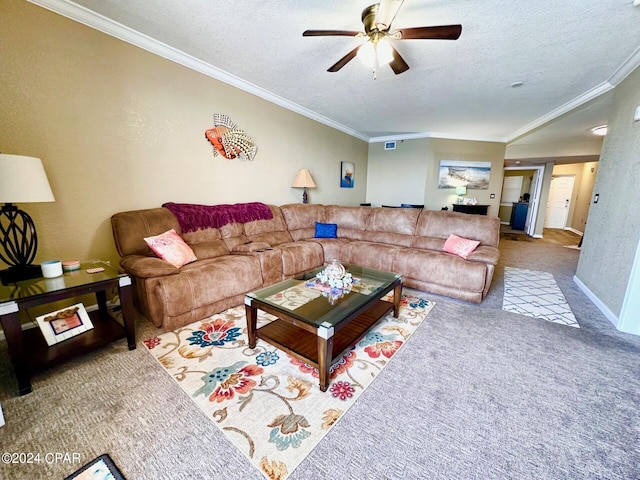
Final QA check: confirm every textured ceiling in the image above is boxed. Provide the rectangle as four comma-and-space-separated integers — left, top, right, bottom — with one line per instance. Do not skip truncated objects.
32, 0, 640, 151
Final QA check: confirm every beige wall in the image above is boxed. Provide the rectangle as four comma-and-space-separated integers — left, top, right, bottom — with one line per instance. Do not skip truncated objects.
0, 1, 368, 268
367, 137, 506, 213
577, 65, 640, 319
366, 139, 428, 206
425, 138, 506, 216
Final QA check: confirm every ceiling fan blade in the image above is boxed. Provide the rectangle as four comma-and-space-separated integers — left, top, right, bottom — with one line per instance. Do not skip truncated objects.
303, 29, 361, 37
389, 45, 409, 75
376, 0, 404, 30
327, 46, 360, 72
397, 25, 462, 40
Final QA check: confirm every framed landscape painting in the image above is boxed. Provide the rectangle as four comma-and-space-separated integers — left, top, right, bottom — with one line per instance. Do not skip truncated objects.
438, 160, 491, 189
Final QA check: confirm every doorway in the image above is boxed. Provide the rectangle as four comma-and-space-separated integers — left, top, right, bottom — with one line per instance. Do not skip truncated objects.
544, 175, 575, 229
502, 165, 545, 237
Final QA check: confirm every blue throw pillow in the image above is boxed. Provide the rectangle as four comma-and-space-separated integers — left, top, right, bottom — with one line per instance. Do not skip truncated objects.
314, 222, 338, 238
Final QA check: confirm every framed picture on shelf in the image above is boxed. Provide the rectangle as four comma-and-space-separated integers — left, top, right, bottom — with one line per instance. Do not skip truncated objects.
340, 161, 355, 188
36, 303, 94, 346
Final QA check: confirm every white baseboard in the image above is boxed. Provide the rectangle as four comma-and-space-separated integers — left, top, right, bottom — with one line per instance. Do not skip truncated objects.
573, 275, 619, 328
565, 227, 584, 236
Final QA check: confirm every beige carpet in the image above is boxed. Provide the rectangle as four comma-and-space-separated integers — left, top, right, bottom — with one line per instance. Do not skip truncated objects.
144, 294, 434, 480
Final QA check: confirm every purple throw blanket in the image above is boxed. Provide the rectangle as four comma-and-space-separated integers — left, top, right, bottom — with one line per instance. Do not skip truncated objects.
162, 202, 273, 233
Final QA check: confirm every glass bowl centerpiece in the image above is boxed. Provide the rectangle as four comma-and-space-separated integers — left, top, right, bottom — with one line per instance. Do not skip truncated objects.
311, 260, 353, 304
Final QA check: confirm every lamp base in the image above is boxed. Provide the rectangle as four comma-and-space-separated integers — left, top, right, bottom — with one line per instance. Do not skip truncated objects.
0, 264, 42, 285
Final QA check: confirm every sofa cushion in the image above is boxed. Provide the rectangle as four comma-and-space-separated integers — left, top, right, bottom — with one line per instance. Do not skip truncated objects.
277, 241, 324, 276
307, 238, 350, 264
144, 229, 197, 268
155, 255, 262, 317
281, 204, 327, 241
111, 207, 180, 257
416, 210, 500, 247
325, 205, 371, 240
394, 249, 486, 293
232, 241, 272, 253
281, 204, 327, 230
244, 205, 294, 246
182, 227, 230, 260
365, 207, 419, 235
219, 222, 250, 251
339, 241, 400, 273
244, 205, 288, 235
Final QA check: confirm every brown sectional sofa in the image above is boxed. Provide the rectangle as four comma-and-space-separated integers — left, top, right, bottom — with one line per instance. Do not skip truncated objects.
111, 203, 500, 331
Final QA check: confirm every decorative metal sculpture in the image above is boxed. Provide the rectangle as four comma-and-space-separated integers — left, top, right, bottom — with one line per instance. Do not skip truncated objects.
205, 114, 257, 161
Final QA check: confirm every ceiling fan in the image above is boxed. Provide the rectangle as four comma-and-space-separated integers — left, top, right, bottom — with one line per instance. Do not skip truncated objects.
303, 0, 461, 75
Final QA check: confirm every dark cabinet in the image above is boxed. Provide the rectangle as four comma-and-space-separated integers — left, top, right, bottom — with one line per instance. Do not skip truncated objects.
510, 202, 529, 230
452, 204, 489, 215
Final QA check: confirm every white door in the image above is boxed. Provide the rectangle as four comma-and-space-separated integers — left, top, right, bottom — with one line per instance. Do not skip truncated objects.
545, 175, 575, 228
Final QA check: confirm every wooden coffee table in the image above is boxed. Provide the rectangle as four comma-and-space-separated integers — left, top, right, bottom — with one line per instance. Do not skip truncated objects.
245, 264, 402, 391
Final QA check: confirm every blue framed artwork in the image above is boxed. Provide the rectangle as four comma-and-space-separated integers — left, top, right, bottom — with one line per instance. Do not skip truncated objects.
341, 162, 354, 188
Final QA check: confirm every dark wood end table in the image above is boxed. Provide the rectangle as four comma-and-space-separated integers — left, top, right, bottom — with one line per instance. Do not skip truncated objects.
0, 261, 136, 395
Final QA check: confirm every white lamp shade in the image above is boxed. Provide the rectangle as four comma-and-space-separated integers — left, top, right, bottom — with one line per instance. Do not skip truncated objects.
455, 186, 467, 196
291, 169, 317, 189
0, 154, 55, 203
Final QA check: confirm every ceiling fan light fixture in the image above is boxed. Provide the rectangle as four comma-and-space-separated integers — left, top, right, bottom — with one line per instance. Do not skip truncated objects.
357, 37, 393, 68
376, 37, 394, 64
591, 125, 607, 136
357, 40, 376, 66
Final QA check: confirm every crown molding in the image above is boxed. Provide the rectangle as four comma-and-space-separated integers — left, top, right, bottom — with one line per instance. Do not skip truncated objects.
608, 46, 640, 86
504, 82, 615, 144
505, 48, 640, 144
26, 0, 640, 148
368, 131, 507, 144
27, 0, 369, 143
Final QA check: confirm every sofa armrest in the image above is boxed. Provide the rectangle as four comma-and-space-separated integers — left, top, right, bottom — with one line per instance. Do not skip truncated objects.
466, 245, 500, 265
120, 255, 179, 278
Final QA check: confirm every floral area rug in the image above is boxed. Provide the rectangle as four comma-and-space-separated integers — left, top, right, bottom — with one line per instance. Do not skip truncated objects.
144, 293, 434, 480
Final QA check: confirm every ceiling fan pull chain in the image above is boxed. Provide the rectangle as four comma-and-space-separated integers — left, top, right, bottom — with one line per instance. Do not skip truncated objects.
373, 44, 378, 79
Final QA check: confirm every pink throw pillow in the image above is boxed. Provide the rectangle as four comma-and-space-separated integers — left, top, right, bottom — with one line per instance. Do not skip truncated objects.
443, 234, 480, 259
144, 229, 197, 268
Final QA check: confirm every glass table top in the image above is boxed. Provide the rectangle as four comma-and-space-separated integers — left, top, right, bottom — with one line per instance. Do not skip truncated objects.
0, 261, 125, 304
246, 264, 401, 328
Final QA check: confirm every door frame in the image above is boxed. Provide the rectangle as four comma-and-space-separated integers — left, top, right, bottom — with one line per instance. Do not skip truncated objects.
502, 165, 545, 237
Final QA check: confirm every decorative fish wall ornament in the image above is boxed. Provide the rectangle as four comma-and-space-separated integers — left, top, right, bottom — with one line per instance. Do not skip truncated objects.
205, 113, 257, 161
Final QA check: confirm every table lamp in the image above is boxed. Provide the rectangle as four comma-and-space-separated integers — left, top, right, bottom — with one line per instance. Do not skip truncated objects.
455, 186, 467, 204
0, 154, 55, 284
291, 169, 316, 204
